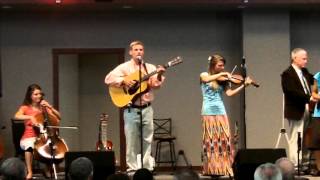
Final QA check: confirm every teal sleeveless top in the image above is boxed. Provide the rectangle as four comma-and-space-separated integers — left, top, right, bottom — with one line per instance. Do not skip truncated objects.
313, 72, 320, 117
201, 82, 226, 115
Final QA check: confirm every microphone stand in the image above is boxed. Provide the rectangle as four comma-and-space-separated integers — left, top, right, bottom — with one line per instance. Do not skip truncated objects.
138, 58, 144, 169
298, 132, 302, 176
297, 132, 309, 180
241, 57, 247, 148
41, 106, 58, 180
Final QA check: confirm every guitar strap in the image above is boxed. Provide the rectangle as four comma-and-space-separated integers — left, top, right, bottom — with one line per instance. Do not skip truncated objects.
142, 62, 149, 74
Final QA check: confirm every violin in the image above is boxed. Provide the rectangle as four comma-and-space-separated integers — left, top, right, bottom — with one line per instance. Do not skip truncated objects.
217, 73, 260, 88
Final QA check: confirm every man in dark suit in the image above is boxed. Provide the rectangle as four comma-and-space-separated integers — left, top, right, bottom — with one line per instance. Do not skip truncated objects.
281, 48, 314, 168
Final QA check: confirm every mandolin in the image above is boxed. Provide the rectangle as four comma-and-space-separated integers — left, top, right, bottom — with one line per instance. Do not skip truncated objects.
109, 56, 183, 107
96, 113, 113, 151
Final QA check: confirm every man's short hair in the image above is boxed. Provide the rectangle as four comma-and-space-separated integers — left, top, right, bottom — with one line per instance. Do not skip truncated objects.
68, 157, 93, 180
275, 157, 295, 180
254, 162, 282, 180
291, 48, 306, 60
129, 41, 144, 50
0, 157, 26, 180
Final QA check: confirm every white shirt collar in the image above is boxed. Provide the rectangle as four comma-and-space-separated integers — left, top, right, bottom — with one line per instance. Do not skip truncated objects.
291, 64, 302, 76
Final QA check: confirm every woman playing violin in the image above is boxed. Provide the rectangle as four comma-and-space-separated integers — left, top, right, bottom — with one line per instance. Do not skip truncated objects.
200, 54, 253, 177
14, 84, 60, 179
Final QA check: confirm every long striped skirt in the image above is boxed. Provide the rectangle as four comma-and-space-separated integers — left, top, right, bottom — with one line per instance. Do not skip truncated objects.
202, 115, 234, 176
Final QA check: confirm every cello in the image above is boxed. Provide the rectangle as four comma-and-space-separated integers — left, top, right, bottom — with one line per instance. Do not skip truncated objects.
33, 105, 68, 174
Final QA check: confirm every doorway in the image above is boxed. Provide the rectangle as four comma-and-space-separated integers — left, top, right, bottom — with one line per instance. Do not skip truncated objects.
52, 48, 126, 170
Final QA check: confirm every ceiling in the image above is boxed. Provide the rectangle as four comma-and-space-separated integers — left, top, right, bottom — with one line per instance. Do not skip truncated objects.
2, 0, 320, 4
2, 0, 320, 12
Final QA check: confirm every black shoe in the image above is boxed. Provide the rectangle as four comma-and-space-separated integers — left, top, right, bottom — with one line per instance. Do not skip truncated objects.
310, 169, 320, 176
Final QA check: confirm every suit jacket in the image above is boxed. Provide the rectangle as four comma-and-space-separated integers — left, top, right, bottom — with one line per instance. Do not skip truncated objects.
281, 65, 313, 120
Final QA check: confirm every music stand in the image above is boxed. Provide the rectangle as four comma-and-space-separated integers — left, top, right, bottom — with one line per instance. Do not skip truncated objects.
275, 94, 290, 148
275, 95, 308, 179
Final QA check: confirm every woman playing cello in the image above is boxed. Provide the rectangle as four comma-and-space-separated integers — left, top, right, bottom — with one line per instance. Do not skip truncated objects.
14, 84, 60, 179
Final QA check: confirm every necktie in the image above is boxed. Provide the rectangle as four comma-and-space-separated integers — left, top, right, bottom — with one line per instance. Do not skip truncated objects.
300, 71, 311, 95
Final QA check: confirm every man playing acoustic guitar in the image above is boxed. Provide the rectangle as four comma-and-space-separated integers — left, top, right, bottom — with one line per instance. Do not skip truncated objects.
105, 40, 166, 172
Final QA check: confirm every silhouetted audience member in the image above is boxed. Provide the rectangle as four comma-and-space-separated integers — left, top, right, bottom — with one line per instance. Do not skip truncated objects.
68, 157, 93, 180
275, 157, 295, 180
254, 163, 282, 180
133, 168, 153, 180
0, 157, 26, 180
173, 168, 200, 180
107, 173, 130, 180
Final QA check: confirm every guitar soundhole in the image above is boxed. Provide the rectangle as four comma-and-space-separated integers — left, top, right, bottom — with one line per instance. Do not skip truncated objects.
128, 81, 139, 95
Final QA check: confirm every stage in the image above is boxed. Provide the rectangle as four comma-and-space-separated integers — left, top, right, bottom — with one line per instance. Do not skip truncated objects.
25, 171, 320, 180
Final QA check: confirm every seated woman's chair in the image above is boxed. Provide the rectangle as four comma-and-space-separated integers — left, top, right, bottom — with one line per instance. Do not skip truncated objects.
11, 118, 40, 171
153, 118, 176, 170
11, 119, 25, 157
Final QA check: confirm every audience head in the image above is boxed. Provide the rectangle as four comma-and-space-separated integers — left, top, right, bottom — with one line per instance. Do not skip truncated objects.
0, 157, 26, 180
107, 173, 130, 180
173, 168, 199, 180
254, 162, 282, 180
133, 168, 153, 180
275, 157, 295, 180
68, 157, 93, 180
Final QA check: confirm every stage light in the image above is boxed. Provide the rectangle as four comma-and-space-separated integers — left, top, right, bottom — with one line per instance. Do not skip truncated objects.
55, 0, 62, 4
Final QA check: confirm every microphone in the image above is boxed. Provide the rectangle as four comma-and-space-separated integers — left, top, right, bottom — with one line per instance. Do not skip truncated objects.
240, 56, 260, 88
40, 99, 46, 107
136, 56, 143, 63
251, 81, 260, 88
241, 56, 247, 69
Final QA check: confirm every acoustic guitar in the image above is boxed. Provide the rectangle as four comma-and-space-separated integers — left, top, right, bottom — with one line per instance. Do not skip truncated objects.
109, 56, 183, 107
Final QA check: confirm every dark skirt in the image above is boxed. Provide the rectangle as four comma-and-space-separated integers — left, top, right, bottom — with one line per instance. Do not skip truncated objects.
304, 117, 320, 150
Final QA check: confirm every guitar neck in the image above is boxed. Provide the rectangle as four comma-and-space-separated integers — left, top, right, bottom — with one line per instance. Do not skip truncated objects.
141, 71, 158, 82
141, 64, 169, 82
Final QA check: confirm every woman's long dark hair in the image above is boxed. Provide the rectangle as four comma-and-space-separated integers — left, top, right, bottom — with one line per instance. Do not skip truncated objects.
22, 84, 43, 105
